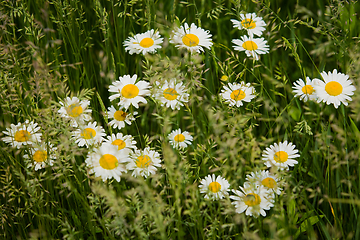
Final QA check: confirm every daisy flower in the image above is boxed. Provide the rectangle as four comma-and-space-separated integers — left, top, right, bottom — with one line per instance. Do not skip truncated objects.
72, 121, 106, 147
262, 140, 300, 170
313, 69, 356, 109
230, 182, 274, 217
220, 82, 256, 107
155, 79, 189, 110
126, 147, 162, 178
292, 77, 319, 102
85, 143, 129, 182
198, 174, 230, 200
107, 105, 137, 130
168, 128, 193, 149
123, 29, 163, 55
232, 35, 269, 60
246, 170, 283, 196
2, 120, 42, 148
170, 23, 213, 53
109, 74, 150, 109
23, 143, 57, 171
231, 13, 266, 37
58, 97, 92, 127
104, 133, 137, 152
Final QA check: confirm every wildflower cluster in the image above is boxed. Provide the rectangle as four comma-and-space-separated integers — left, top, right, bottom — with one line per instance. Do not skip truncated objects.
123, 18, 270, 109
126, 15, 357, 220
2, 120, 56, 170
123, 15, 268, 61
2, 9, 357, 226
198, 140, 300, 217
123, 22, 213, 55
292, 69, 356, 108
1, 69, 194, 181
219, 13, 270, 107
62, 86, 165, 180
231, 13, 269, 60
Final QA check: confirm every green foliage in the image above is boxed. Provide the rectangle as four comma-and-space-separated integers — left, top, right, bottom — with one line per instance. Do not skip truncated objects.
1, 0, 360, 239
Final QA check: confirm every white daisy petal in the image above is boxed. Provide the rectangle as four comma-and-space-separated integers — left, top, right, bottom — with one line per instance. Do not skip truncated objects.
292, 77, 318, 102
170, 23, 213, 53
231, 13, 266, 37
314, 69, 356, 109
103, 133, 137, 152
168, 128, 193, 149
72, 121, 106, 148
123, 29, 163, 55
246, 170, 283, 196
85, 143, 129, 182
198, 174, 230, 200
262, 141, 300, 170
154, 79, 189, 110
58, 97, 92, 127
23, 143, 57, 171
126, 147, 162, 178
231, 182, 274, 217
109, 74, 150, 110
220, 82, 256, 107
107, 105, 137, 130
232, 36, 269, 60
2, 120, 42, 148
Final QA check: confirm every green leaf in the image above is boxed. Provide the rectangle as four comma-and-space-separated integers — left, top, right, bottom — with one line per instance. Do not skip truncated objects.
349, 117, 360, 141
295, 215, 324, 238
288, 199, 299, 224
288, 106, 301, 121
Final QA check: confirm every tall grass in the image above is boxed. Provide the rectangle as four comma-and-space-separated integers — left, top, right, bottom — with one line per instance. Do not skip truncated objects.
1, 0, 360, 239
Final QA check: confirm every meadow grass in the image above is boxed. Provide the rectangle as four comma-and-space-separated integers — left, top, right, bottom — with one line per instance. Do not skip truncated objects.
1, 0, 360, 239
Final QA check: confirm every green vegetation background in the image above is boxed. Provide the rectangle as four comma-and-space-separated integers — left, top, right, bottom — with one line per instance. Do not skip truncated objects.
1, 0, 360, 239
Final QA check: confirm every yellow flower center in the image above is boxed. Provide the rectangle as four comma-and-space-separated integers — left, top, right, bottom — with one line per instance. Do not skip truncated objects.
241, 18, 256, 29
244, 193, 261, 206
81, 128, 96, 140
301, 85, 315, 94
174, 134, 185, 142
221, 75, 229, 81
208, 181, 221, 193
163, 88, 178, 100
112, 139, 126, 150
182, 33, 199, 47
14, 130, 30, 142
139, 37, 154, 48
325, 81, 343, 96
114, 110, 127, 121
136, 155, 152, 168
274, 151, 288, 163
33, 150, 47, 163
230, 89, 246, 101
261, 177, 277, 189
66, 104, 83, 117
242, 40, 258, 51
99, 154, 118, 170
121, 84, 139, 99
